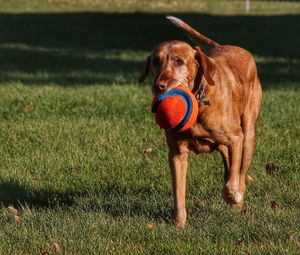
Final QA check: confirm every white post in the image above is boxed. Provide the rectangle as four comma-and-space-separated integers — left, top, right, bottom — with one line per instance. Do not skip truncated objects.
245, 0, 250, 14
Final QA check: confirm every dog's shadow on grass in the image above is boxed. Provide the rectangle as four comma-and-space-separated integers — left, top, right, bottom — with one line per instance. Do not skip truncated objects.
0, 179, 81, 208
0, 179, 173, 222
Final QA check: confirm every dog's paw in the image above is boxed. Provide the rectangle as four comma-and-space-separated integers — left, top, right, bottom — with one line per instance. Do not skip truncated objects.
222, 185, 244, 206
175, 220, 187, 228
174, 210, 187, 228
233, 191, 243, 203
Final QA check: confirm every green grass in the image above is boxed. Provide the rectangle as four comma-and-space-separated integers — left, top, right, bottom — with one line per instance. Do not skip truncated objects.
0, 1, 300, 254
1, 0, 300, 15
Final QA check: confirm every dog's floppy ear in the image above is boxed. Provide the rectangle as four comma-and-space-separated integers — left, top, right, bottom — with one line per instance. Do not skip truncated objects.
138, 56, 151, 83
195, 46, 215, 86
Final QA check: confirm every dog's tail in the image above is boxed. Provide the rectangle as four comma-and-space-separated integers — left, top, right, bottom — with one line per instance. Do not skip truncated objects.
166, 16, 219, 51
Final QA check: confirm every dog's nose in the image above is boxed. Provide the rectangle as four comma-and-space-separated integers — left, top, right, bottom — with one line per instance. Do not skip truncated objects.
156, 83, 167, 92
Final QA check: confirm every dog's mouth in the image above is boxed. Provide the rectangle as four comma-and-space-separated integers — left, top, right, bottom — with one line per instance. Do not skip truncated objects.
153, 85, 176, 95
152, 80, 189, 95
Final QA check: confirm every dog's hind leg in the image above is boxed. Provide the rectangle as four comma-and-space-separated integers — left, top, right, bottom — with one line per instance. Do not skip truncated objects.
238, 121, 256, 207
239, 77, 262, 207
217, 145, 230, 182
221, 129, 244, 206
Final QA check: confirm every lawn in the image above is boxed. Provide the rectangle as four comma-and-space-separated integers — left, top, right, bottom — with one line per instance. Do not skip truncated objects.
0, 1, 299, 254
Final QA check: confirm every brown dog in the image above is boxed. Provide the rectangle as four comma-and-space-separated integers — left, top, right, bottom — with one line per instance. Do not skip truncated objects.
139, 16, 262, 227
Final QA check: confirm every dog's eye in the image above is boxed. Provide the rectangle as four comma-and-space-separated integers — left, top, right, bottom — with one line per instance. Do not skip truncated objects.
174, 58, 184, 66
152, 57, 161, 67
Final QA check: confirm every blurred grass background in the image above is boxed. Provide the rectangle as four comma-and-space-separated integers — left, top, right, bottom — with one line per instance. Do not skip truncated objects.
1, 0, 300, 14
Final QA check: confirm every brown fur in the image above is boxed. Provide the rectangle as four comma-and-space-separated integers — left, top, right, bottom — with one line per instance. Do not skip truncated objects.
139, 16, 262, 227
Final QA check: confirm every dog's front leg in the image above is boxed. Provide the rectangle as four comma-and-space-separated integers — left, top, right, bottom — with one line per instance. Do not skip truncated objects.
168, 149, 188, 228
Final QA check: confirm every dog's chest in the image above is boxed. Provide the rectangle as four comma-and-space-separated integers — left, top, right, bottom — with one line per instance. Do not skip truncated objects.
186, 123, 218, 154
188, 136, 217, 154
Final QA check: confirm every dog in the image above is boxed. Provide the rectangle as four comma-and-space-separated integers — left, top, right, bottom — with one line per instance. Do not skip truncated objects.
139, 16, 262, 227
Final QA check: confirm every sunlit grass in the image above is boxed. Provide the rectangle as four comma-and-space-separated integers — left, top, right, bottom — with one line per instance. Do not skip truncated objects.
1, 0, 300, 15
0, 84, 299, 254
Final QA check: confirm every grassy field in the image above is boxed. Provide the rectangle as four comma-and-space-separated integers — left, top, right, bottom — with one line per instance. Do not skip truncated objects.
0, 0, 300, 254
1, 0, 300, 14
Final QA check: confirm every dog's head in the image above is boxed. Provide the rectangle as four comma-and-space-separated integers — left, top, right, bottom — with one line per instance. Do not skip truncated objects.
139, 40, 215, 95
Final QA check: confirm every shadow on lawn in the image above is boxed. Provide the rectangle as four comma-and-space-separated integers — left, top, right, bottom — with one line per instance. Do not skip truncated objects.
0, 179, 80, 208
0, 179, 174, 221
0, 12, 299, 88
0, 178, 223, 223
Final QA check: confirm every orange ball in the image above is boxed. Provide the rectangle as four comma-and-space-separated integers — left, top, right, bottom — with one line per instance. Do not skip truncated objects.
151, 86, 199, 132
